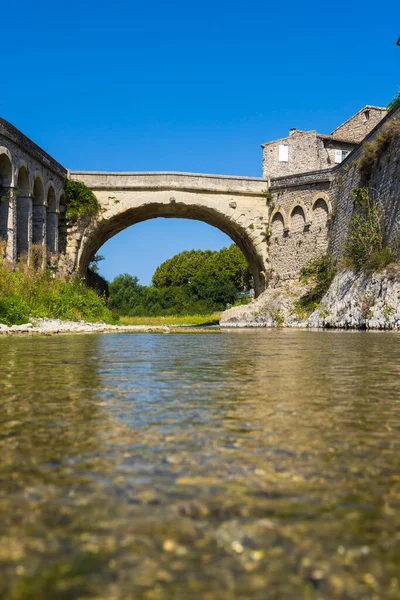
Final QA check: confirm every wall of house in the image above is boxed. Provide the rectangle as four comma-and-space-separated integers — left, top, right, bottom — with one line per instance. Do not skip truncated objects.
332, 106, 387, 143
262, 131, 319, 178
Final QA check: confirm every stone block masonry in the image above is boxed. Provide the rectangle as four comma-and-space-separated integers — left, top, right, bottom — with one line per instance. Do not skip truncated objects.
0, 118, 66, 263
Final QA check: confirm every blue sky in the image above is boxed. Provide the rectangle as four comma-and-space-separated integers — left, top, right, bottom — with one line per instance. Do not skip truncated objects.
2, 0, 399, 284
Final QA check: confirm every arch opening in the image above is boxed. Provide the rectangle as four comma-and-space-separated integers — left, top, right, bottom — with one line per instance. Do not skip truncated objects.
32, 177, 45, 246
16, 166, 31, 256
0, 153, 13, 248
77, 201, 266, 297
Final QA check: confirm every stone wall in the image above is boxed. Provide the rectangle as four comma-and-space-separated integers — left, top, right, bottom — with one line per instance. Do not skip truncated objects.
329, 103, 400, 258
267, 179, 333, 280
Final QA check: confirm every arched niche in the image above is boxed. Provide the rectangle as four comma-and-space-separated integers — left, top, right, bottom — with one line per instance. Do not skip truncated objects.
289, 204, 306, 234
270, 211, 285, 238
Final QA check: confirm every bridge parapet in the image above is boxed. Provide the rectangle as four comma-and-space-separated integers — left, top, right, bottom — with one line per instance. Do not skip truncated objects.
70, 171, 269, 196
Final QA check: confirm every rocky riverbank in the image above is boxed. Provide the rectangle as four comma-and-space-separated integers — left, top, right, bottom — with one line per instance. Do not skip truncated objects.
0, 318, 172, 335
220, 266, 400, 330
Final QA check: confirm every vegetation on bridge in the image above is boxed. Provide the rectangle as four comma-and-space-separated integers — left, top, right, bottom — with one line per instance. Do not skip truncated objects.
64, 178, 100, 220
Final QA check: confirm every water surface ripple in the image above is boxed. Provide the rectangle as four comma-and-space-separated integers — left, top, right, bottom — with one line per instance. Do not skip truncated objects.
1, 330, 400, 599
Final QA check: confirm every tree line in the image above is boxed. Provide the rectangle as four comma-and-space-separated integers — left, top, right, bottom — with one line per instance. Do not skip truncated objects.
108, 244, 252, 316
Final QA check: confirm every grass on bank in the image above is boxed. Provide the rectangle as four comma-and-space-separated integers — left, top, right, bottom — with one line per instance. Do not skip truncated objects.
0, 254, 116, 326
118, 313, 221, 326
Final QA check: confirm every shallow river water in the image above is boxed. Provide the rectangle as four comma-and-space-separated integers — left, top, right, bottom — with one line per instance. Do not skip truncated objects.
1, 329, 400, 599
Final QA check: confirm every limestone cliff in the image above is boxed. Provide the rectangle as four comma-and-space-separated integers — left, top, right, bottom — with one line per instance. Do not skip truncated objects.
220, 268, 400, 330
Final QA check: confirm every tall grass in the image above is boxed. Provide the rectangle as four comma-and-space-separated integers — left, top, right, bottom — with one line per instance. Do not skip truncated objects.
0, 250, 115, 326
118, 314, 221, 326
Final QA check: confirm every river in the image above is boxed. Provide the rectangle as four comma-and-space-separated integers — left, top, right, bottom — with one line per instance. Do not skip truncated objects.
1, 330, 400, 599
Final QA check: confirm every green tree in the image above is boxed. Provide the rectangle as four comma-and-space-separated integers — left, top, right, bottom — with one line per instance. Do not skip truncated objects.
109, 274, 143, 313
152, 244, 251, 291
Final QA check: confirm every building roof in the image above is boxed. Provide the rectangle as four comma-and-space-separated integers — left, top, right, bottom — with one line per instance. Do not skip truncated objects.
316, 134, 359, 145
331, 105, 387, 137
261, 130, 315, 148
261, 130, 358, 148
261, 105, 387, 149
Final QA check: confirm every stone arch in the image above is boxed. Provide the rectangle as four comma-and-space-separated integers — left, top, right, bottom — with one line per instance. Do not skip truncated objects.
0, 147, 13, 187
0, 149, 14, 253
16, 164, 31, 256
75, 192, 267, 296
288, 201, 308, 233
270, 209, 286, 238
32, 174, 46, 246
46, 184, 58, 253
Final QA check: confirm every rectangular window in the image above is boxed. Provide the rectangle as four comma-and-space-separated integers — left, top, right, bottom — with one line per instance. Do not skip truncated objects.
278, 145, 289, 162
335, 149, 348, 164
334, 150, 342, 163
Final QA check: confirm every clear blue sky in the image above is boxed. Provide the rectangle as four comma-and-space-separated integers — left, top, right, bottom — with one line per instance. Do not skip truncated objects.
2, 0, 399, 284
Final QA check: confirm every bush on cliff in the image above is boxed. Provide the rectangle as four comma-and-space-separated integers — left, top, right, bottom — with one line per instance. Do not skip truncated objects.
343, 187, 397, 272
0, 258, 115, 326
295, 254, 337, 316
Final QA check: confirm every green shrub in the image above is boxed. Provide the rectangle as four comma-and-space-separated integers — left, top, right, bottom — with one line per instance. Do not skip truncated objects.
295, 254, 336, 316
0, 295, 30, 326
64, 178, 100, 220
387, 90, 400, 111
358, 120, 400, 183
343, 187, 396, 272
0, 259, 116, 325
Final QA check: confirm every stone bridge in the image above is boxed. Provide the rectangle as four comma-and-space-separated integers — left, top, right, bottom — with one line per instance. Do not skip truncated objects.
67, 171, 270, 294
0, 117, 339, 296
3, 106, 398, 296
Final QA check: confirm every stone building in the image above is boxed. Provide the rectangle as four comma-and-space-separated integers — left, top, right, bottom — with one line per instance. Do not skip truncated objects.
262, 106, 387, 178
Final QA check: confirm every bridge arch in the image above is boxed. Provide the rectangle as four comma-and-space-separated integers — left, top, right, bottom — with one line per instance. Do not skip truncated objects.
0, 149, 14, 252
75, 190, 268, 296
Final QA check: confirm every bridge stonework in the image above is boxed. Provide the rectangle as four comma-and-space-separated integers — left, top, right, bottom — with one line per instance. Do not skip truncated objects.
66, 172, 271, 295
0, 103, 398, 296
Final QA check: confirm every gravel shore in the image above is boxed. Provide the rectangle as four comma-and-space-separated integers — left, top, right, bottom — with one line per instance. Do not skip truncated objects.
0, 318, 173, 335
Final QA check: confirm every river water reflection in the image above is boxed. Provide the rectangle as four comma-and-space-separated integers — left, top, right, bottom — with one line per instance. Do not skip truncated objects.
1, 330, 400, 599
